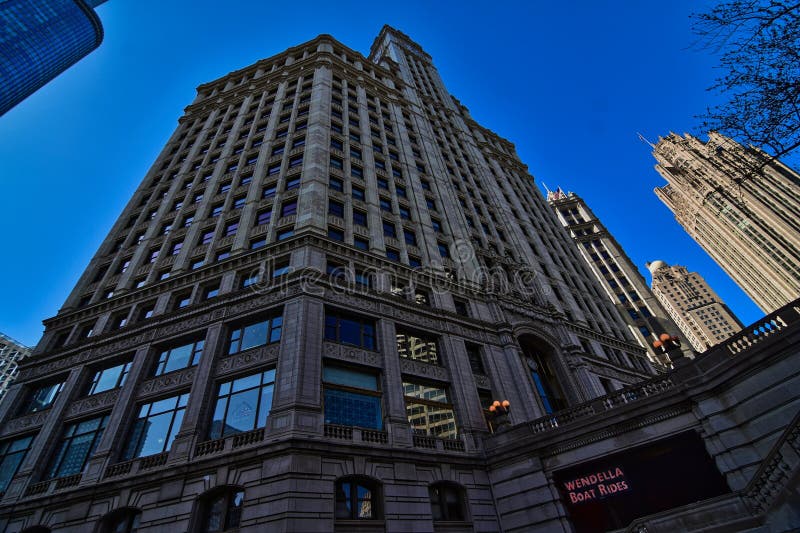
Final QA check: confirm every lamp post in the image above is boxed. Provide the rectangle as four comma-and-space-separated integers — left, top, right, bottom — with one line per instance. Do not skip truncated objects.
487, 400, 511, 432
653, 333, 686, 366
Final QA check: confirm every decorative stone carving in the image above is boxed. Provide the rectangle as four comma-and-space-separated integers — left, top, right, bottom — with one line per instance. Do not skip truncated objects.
1, 411, 48, 436
139, 367, 196, 396
216, 345, 280, 375
399, 358, 448, 380
154, 309, 226, 338
65, 389, 120, 418
323, 342, 381, 367
474, 374, 490, 388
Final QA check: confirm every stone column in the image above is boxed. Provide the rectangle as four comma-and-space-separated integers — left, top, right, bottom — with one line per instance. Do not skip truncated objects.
168, 322, 226, 462
269, 296, 323, 436
3, 366, 82, 500
80, 344, 152, 482
440, 335, 489, 449
377, 318, 412, 447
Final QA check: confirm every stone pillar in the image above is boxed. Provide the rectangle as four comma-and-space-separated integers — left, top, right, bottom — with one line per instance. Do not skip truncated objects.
81, 344, 152, 482
489, 333, 544, 423
168, 323, 226, 462
4, 366, 82, 500
440, 335, 489, 449
269, 296, 323, 436
377, 318, 412, 447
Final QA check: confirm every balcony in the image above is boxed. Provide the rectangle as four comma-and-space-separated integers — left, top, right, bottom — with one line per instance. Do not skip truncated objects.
324, 424, 388, 445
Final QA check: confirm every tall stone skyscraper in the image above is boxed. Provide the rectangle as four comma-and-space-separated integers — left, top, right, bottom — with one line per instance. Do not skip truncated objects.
548, 189, 694, 366
0, 27, 654, 531
652, 132, 800, 313
0, 0, 107, 116
647, 260, 743, 352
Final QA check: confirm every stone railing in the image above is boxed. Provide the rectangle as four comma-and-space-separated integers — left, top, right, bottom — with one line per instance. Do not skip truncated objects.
724, 304, 797, 356
412, 434, 465, 452
527, 376, 677, 435
743, 408, 800, 514
23, 472, 82, 497
192, 427, 266, 460
104, 451, 169, 479
323, 424, 388, 446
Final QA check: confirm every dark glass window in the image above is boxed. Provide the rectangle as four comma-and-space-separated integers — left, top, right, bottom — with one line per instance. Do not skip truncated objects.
325, 310, 375, 350
454, 299, 469, 317
403, 230, 417, 246
353, 210, 367, 226
256, 210, 272, 226
0, 435, 34, 493
209, 370, 275, 439
396, 330, 438, 364
352, 186, 365, 201
199, 489, 244, 533
382, 221, 396, 238
280, 201, 297, 217
328, 228, 345, 241
399, 206, 411, 220
429, 483, 466, 521
328, 200, 344, 218
329, 176, 344, 192
465, 343, 484, 374
228, 315, 283, 354
98, 509, 141, 533
354, 237, 369, 250
154, 339, 204, 376
323, 366, 382, 429
403, 382, 457, 439
276, 228, 294, 241
335, 477, 381, 520
86, 362, 132, 395
386, 248, 400, 261
47, 415, 109, 478
19, 382, 64, 415
123, 394, 188, 459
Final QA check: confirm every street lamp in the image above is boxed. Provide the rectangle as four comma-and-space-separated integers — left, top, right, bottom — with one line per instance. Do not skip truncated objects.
487, 400, 511, 432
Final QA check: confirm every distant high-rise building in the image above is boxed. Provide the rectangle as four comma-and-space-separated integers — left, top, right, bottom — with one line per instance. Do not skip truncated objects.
652, 132, 800, 313
646, 260, 742, 351
548, 189, 694, 366
0, 0, 107, 116
0, 334, 30, 402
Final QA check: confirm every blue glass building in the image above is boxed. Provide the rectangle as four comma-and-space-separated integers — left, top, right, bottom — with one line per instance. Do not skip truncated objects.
0, 0, 105, 116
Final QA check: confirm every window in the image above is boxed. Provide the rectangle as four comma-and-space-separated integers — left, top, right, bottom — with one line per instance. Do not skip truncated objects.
325, 310, 375, 350
123, 394, 188, 459
409, 256, 421, 268
272, 145, 285, 156
377, 177, 389, 190
329, 176, 344, 192
280, 201, 297, 218
465, 343, 484, 374
351, 166, 363, 179
19, 382, 64, 414
233, 197, 245, 210
228, 315, 283, 354
225, 222, 238, 237
174, 291, 192, 309
201, 230, 215, 245
218, 182, 232, 194
197, 488, 244, 533
429, 483, 466, 522
203, 283, 220, 300
438, 242, 450, 258
330, 156, 343, 170
0, 435, 34, 493
285, 176, 301, 190
276, 228, 294, 241
267, 163, 281, 175
139, 301, 156, 320
328, 200, 344, 218
97, 509, 141, 533
328, 228, 344, 241
396, 330, 438, 364
403, 229, 417, 246
335, 477, 381, 520
86, 362, 132, 395
288, 155, 303, 168
383, 221, 396, 238
154, 339, 204, 376
379, 198, 391, 212
353, 209, 367, 227
250, 237, 266, 250
47, 415, 109, 478
262, 184, 277, 198
399, 206, 411, 220
353, 237, 369, 250
330, 139, 343, 151
396, 185, 407, 198
386, 248, 400, 262
171, 242, 183, 255
352, 186, 365, 201
323, 365, 382, 429
149, 249, 160, 263
403, 381, 457, 438
216, 249, 231, 261
256, 209, 272, 226
209, 370, 275, 439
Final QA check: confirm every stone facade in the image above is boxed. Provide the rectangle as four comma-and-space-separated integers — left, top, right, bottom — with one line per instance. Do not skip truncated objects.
547, 190, 694, 368
0, 26, 796, 533
652, 132, 800, 314
647, 260, 743, 352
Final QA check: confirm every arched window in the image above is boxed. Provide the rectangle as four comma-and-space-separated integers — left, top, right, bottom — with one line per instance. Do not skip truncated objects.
518, 335, 567, 414
97, 508, 141, 533
195, 487, 244, 532
334, 476, 381, 520
429, 482, 467, 522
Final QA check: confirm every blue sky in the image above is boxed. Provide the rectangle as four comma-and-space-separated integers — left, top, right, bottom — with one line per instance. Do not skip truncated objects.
0, 0, 766, 346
